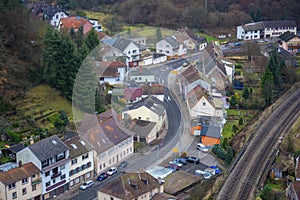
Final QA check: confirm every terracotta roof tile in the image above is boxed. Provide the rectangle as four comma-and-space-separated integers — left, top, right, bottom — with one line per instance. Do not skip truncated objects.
60, 16, 90, 30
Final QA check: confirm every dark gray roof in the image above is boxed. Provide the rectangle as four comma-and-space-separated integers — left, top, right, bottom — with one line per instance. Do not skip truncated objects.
242, 22, 264, 31
153, 53, 165, 59
6, 144, 25, 154
112, 38, 132, 51
28, 135, 69, 162
42, 5, 65, 20
263, 20, 297, 28
200, 125, 221, 138
279, 31, 297, 42
129, 95, 166, 116
127, 119, 156, 138
164, 36, 179, 49
128, 67, 153, 76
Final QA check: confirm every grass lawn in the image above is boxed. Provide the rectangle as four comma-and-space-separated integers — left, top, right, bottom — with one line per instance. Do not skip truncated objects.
196, 32, 217, 43
222, 120, 238, 139
16, 85, 75, 130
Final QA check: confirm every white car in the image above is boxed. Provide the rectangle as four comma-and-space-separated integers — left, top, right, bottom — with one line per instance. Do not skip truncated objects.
169, 160, 183, 167
195, 170, 211, 179
204, 168, 216, 175
107, 167, 118, 176
196, 143, 209, 153
79, 180, 94, 190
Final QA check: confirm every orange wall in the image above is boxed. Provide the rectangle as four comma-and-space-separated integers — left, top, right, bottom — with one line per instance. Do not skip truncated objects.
191, 126, 202, 135
201, 136, 220, 146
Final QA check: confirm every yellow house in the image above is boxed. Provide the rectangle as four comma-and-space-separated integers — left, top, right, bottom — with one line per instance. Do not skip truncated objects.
122, 95, 167, 134
97, 171, 164, 200
0, 162, 42, 200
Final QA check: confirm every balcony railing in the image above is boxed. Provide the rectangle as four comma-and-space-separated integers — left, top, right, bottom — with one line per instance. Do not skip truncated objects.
51, 172, 62, 179
31, 178, 42, 186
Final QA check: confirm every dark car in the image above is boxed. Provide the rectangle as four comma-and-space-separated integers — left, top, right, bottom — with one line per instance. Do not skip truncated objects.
118, 161, 129, 170
186, 156, 200, 164
97, 172, 108, 181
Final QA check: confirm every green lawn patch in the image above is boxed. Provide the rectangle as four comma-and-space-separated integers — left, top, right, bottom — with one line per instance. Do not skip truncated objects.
196, 32, 217, 43
222, 120, 238, 139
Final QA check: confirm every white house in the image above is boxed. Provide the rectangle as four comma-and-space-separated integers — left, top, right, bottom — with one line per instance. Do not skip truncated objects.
78, 110, 134, 175
237, 20, 297, 40
128, 67, 155, 84
95, 61, 126, 85
103, 38, 142, 67
156, 36, 187, 58
63, 135, 94, 190
88, 18, 102, 32
16, 135, 70, 200
42, 5, 68, 28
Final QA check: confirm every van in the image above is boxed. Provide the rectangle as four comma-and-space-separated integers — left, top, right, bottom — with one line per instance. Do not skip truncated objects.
196, 143, 209, 153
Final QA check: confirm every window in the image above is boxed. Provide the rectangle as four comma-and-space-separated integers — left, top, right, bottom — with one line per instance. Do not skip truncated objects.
70, 180, 74, 187
75, 177, 80, 184
12, 192, 17, 199
202, 102, 206, 106
45, 171, 50, 177
71, 158, 77, 165
86, 172, 91, 178
46, 181, 50, 187
22, 188, 27, 195
32, 174, 36, 179
60, 164, 65, 170
56, 152, 65, 161
82, 153, 89, 160
32, 184, 36, 191
22, 178, 28, 184
61, 174, 66, 180
8, 183, 16, 190
53, 179, 56, 184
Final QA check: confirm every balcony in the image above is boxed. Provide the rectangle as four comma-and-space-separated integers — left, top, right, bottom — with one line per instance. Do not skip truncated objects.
31, 178, 42, 186
51, 171, 62, 179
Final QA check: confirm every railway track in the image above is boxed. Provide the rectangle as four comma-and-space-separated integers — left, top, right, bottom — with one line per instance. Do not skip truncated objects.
217, 88, 300, 200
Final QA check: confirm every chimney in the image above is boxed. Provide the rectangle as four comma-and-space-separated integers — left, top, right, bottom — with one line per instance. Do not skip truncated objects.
18, 160, 22, 167
29, 137, 34, 145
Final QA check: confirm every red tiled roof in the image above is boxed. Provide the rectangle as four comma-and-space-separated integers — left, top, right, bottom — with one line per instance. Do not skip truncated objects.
97, 32, 107, 40
60, 16, 90, 29
125, 88, 142, 101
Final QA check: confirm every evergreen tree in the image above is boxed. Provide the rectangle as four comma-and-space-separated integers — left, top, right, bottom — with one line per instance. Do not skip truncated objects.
72, 56, 98, 113
266, 50, 284, 90
85, 30, 100, 52
242, 87, 250, 100
225, 146, 234, 164
261, 68, 274, 106
156, 27, 162, 41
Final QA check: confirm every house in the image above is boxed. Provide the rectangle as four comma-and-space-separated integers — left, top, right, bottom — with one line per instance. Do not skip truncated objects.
78, 109, 134, 174
95, 61, 126, 85
58, 16, 93, 35
126, 119, 157, 144
178, 27, 208, 51
88, 18, 102, 32
237, 20, 297, 40
122, 95, 167, 134
142, 84, 165, 102
287, 182, 300, 200
63, 135, 94, 190
186, 85, 216, 118
279, 31, 300, 54
42, 5, 68, 27
0, 162, 42, 200
200, 125, 221, 146
124, 87, 143, 104
97, 171, 164, 200
128, 67, 155, 84
97, 43, 126, 62
16, 135, 70, 199
286, 156, 300, 199
103, 38, 142, 67
156, 36, 187, 59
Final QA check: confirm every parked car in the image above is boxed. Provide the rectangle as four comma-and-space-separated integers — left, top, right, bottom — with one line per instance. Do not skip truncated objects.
204, 168, 216, 175
164, 165, 177, 172
174, 158, 187, 165
196, 143, 209, 153
210, 166, 221, 174
97, 172, 108, 181
79, 180, 94, 190
118, 161, 129, 170
195, 170, 211, 179
186, 156, 200, 164
107, 167, 118, 176
169, 160, 183, 167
